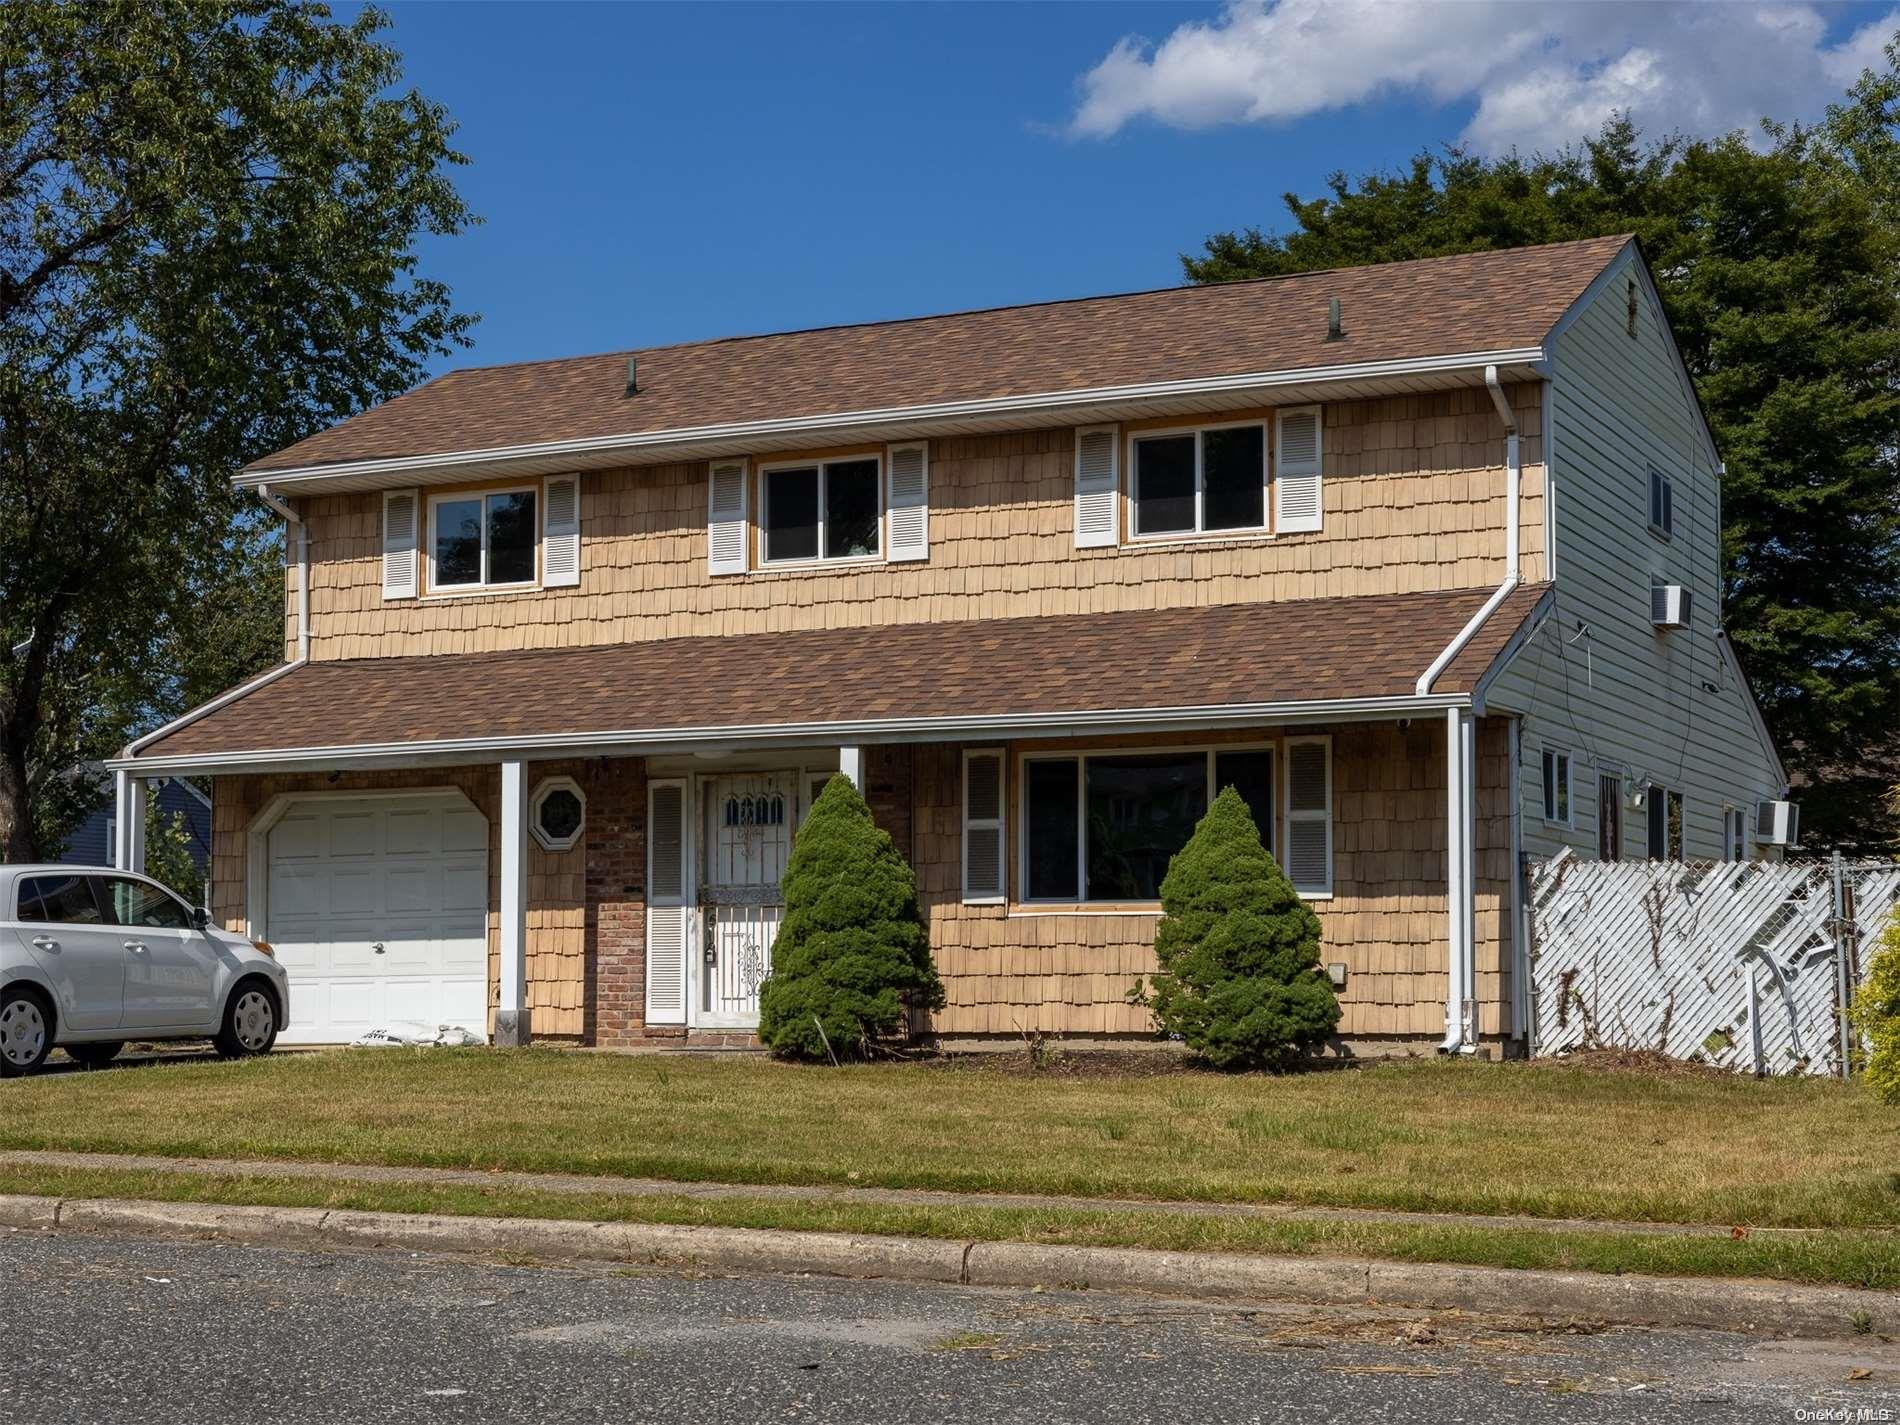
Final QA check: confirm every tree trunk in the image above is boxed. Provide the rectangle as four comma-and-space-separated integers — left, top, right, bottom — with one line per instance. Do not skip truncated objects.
0, 723, 36, 863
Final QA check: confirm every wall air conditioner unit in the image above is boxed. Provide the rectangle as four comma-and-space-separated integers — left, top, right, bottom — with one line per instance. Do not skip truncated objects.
1755, 799, 1799, 847
1651, 583, 1692, 629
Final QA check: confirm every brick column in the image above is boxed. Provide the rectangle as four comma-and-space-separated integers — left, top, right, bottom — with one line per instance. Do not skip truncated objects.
585, 756, 649, 1046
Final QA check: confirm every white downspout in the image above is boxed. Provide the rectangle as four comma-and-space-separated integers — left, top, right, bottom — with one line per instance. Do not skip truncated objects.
257, 483, 308, 663
1433, 366, 1523, 1051
1416, 365, 1521, 697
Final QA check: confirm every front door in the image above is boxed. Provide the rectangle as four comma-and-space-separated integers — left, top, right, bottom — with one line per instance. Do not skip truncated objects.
695, 771, 797, 1028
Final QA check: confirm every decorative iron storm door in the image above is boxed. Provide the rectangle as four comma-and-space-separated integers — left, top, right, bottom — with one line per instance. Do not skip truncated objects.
694, 771, 797, 1028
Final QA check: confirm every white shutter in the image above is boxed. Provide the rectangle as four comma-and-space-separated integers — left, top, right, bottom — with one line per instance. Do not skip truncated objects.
645, 779, 689, 1025
1275, 406, 1323, 533
1283, 736, 1333, 896
381, 490, 419, 599
542, 475, 581, 587
962, 749, 1005, 904
707, 460, 749, 576
886, 441, 929, 562
1073, 425, 1119, 548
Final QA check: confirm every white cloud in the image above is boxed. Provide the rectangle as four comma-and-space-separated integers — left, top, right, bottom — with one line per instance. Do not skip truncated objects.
1067, 1, 1900, 152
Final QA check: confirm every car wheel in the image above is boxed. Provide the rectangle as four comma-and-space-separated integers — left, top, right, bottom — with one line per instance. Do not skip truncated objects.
65, 1041, 123, 1068
0, 988, 53, 1077
214, 981, 279, 1059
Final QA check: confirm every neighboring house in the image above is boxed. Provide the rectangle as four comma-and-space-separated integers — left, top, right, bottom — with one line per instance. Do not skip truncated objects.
57, 767, 211, 880
111, 236, 1788, 1051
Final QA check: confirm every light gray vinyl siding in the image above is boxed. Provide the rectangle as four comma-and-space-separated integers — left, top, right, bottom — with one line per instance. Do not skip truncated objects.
1485, 249, 1785, 861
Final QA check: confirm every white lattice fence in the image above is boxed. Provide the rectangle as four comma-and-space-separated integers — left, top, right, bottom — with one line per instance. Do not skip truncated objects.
1526, 852, 1900, 1076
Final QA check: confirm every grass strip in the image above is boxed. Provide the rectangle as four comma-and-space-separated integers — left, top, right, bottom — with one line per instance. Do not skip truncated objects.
3, 1052, 1898, 1230
3, 1163, 1895, 1291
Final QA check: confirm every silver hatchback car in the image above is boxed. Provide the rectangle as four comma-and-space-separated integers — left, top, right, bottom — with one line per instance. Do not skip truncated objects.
0, 865, 290, 1075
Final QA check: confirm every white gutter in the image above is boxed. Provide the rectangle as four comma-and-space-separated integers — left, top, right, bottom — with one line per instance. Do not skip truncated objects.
121, 658, 306, 758
237, 346, 1548, 489
113, 690, 1471, 777
256, 484, 308, 662
1416, 365, 1522, 696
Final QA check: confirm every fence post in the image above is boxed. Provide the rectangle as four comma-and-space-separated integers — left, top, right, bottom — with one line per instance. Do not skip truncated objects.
1746, 961, 1765, 1077
1831, 851, 1851, 1079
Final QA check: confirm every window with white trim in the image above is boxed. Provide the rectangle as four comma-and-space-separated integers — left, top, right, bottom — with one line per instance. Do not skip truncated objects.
1541, 748, 1572, 825
1019, 746, 1279, 903
428, 487, 537, 591
1646, 784, 1684, 860
529, 776, 586, 852
1130, 422, 1267, 537
1724, 806, 1747, 862
761, 456, 881, 564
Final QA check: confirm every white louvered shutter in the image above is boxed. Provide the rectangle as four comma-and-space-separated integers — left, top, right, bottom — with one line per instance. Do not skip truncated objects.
886, 442, 929, 562
1283, 738, 1333, 896
1275, 407, 1323, 533
707, 460, 749, 575
1073, 426, 1119, 548
542, 475, 581, 587
382, 490, 419, 599
962, 750, 1005, 904
645, 780, 689, 1024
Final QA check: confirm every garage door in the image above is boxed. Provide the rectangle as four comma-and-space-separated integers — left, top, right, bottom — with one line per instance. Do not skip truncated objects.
265, 793, 489, 1045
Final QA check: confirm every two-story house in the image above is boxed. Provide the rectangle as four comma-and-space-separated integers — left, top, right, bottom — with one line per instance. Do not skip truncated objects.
109, 235, 1788, 1053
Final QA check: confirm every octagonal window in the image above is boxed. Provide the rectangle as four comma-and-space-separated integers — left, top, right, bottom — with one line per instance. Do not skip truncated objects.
530, 777, 586, 852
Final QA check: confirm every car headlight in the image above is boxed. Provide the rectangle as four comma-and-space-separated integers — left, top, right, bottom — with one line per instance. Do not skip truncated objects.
249, 940, 276, 959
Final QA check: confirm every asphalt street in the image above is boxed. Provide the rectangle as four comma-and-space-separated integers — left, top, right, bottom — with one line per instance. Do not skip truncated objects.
1, 1226, 1894, 1424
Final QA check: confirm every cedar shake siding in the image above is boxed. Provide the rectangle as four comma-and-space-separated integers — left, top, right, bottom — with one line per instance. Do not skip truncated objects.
206, 720, 1516, 1049
280, 386, 1546, 663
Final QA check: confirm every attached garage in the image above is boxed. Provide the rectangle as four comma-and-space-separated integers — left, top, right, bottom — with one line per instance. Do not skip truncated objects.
253, 790, 489, 1045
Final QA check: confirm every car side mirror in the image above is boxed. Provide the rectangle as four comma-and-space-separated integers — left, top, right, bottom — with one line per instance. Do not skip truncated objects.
190, 905, 211, 930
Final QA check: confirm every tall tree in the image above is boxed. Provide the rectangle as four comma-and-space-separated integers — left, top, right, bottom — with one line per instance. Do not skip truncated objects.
1185, 46, 1900, 850
0, 0, 474, 860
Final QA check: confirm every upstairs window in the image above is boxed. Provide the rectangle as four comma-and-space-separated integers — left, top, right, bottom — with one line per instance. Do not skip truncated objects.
1542, 749, 1572, 825
430, 488, 537, 590
1648, 466, 1674, 538
762, 457, 881, 564
1131, 422, 1266, 537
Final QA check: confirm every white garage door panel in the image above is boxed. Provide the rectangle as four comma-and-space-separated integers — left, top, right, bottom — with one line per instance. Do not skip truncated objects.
266, 794, 490, 1046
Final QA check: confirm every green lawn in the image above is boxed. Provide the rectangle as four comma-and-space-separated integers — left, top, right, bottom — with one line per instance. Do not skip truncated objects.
2, 1048, 1896, 1230
1, 1161, 1894, 1290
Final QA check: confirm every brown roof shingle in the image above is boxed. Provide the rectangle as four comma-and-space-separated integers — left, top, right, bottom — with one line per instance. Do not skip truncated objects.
249, 238, 1630, 474
135, 585, 1550, 761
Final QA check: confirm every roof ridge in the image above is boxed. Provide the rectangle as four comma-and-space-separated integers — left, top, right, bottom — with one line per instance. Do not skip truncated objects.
431, 236, 1635, 380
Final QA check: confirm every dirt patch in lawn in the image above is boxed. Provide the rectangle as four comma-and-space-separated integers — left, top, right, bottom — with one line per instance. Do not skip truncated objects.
923, 1047, 1203, 1079
1529, 1048, 1736, 1081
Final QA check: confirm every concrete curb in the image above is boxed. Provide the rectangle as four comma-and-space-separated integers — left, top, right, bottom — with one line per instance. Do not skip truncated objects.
0, 1193, 1886, 1340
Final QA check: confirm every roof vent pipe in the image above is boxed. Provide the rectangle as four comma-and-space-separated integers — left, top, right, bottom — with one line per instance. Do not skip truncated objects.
1326, 295, 1343, 341
624, 357, 639, 395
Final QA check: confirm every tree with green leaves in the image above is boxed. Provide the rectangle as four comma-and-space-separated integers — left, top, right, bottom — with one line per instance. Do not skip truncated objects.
0, 0, 475, 860
1185, 44, 1900, 849
143, 797, 205, 910
758, 774, 943, 1060
1137, 787, 1340, 1069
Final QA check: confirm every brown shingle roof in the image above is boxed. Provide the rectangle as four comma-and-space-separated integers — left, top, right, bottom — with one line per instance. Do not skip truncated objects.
249, 238, 1630, 474
135, 585, 1550, 761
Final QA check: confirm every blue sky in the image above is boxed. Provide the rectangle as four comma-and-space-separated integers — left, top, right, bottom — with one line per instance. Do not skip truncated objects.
370, 1, 1898, 375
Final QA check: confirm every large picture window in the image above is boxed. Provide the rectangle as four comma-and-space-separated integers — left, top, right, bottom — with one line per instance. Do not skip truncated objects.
1021, 747, 1279, 903
429, 488, 537, 590
1131, 422, 1267, 537
762, 457, 881, 563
